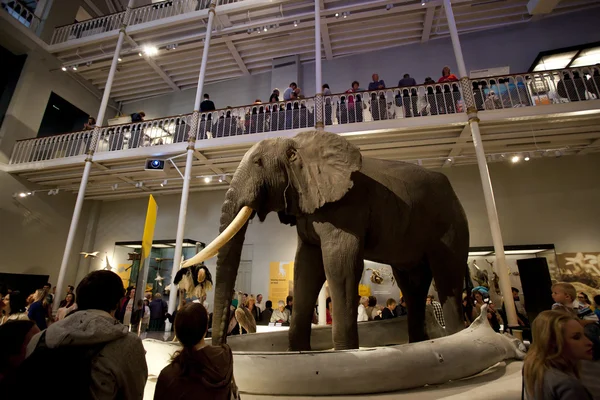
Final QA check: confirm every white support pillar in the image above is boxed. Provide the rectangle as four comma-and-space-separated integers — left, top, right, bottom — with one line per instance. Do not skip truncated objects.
318, 283, 327, 325
53, 0, 135, 311
442, 0, 518, 328
167, 0, 217, 328
314, 0, 324, 130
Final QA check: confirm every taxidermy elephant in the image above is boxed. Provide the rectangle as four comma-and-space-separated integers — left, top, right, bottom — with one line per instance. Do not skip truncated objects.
184, 131, 469, 351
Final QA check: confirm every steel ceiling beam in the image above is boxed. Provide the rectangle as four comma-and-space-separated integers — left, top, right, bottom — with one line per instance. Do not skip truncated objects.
124, 33, 180, 92
223, 36, 250, 75
421, 5, 436, 42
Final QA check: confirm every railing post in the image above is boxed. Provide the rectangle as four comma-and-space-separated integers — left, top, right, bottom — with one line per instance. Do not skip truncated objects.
167, 0, 217, 330
314, 0, 324, 130
442, 0, 518, 329
53, 0, 136, 311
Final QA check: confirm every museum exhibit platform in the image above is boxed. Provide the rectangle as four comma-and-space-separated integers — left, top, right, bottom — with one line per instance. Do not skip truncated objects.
142, 309, 525, 398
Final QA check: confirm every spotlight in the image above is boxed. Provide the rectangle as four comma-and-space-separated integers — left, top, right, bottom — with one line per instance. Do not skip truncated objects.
138, 52, 143, 57
111, 183, 118, 191
145, 159, 166, 171
386, 4, 393, 10
293, 20, 298, 27
343, 11, 349, 18
160, 179, 167, 187
19, 192, 28, 198
47, 189, 59, 195
511, 155, 520, 163
555, 150, 562, 158
447, 157, 452, 162
143, 45, 159, 56
218, 175, 224, 183
204, 176, 211, 183
335, 12, 340, 18
118, 57, 122, 62
61, 66, 67, 71
85, 61, 92, 67
247, 28, 252, 34
256, 28, 261, 33
135, 182, 144, 188
263, 25, 268, 32
524, 156, 530, 161
72, 65, 78, 71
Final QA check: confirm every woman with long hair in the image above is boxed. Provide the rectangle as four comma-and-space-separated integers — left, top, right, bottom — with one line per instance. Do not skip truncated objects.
246, 295, 260, 322
1, 291, 29, 325
154, 303, 238, 400
524, 310, 593, 399
27, 289, 52, 330
55, 292, 77, 321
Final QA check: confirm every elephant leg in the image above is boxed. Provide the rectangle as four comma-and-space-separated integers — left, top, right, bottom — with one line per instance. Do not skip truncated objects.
320, 228, 363, 350
428, 242, 466, 336
393, 260, 432, 343
288, 239, 325, 351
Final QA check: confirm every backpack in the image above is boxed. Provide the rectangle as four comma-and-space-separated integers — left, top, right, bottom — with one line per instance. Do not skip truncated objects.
2, 330, 106, 398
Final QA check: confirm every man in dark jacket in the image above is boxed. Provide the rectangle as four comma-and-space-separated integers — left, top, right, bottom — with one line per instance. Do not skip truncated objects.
381, 298, 397, 320
149, 293, 168, 331
200, 93, 216, 112
18, 271, 148, 399
398, 73, 417, 87
259, 300, 274, 325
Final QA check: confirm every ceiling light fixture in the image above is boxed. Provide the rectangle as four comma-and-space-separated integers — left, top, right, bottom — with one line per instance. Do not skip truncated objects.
143, 45, 159, 56
138, 52, 143, 57
85, 61, 92, 67
511, 155, 520, 163
263, 25, 268, 32
61, 66, 67, 71
160, 179, 167, 187
335, 12, 340, 18
72, 65, 78, 71
204, 176, 211, 183
247, 28, 252, 34
111, 183, 118, 191
135, 182, 144, 188
293, 20, 298, 27
524, 156, 530, 161
118, 57, 122, 62
218, 175, 224, 183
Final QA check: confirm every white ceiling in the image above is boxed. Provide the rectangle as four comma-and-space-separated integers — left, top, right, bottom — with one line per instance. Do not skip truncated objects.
53, 0, 600, 103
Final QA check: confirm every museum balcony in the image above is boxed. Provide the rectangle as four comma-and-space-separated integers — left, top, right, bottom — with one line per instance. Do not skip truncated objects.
4, 65, 600, 201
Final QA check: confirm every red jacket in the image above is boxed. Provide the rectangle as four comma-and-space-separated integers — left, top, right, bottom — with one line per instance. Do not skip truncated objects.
438, 74, 458, 83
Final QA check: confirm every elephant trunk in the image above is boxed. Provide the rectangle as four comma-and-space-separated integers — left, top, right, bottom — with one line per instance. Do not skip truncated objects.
211, 187, 251, 345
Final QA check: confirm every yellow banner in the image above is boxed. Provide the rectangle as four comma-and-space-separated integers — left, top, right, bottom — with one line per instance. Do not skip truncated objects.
140, 195, 158, 264
268, 261, 294, 305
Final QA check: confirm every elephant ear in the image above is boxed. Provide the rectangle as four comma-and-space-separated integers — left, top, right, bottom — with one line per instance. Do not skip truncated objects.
285, 131, 362, 214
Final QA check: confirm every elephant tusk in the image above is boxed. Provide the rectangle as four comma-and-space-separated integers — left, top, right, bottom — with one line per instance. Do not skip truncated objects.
182, 206, 253, 268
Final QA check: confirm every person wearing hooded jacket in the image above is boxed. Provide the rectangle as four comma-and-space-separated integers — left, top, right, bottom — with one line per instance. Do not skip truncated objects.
154, 302, 238, 400
22, 270, 148, 399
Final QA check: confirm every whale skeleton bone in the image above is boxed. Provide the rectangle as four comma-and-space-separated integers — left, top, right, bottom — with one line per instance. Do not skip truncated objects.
143, 305, 526, 395
232, 305, 526, 395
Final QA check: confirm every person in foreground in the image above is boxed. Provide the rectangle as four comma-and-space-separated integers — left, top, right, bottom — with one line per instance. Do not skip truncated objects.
154, 302, 238, 400
11, 270, 148, 399
523, 310, 593, 400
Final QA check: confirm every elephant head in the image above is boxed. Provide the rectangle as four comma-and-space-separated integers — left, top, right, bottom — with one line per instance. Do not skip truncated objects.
183, 131, 361, 344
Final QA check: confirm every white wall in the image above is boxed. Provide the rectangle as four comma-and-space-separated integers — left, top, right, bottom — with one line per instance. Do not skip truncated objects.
119, 9, 600, 115
0, 51, 102, 163
88, 153, 600, 307
121, 72, 273, 119
0, 171, 90, 288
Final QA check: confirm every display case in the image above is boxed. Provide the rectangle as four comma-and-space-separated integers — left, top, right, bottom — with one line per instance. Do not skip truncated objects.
112, 239, 205, 296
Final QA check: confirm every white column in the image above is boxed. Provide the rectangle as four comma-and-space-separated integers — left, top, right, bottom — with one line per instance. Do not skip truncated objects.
54, 160, 92, 311
318, 283, 327, 325
442, 0, 518, 327
53, 0, 135, 311
314, 0, 324, 130
315, 1, 322, 93
167, 0, 217, 328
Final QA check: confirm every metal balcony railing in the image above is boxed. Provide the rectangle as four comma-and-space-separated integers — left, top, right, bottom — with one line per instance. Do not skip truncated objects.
1, 0, 41, 32
51, 0, 222, 45
471, 65, 600, 110
96, 114, 194, 153
7, 67, 600, 165
323, 82, 464, 125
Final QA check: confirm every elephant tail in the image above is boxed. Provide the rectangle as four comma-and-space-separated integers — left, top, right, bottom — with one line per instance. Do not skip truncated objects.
464, 264, 474, 293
